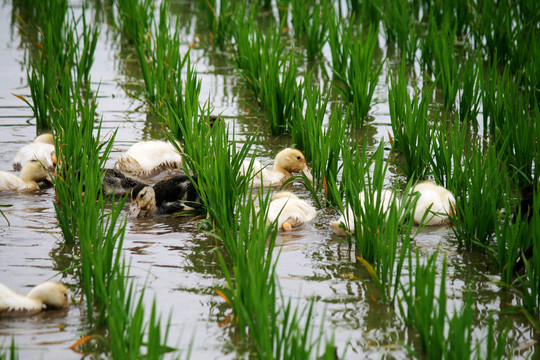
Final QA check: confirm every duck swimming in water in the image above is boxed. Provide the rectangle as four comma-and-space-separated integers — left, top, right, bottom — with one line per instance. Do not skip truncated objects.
240, 148, 313, 188
13, 133, 56, 171
130, 175, 202, 217
114, 140, 183, 177
0, 281, 69, 316
0, 160, 50, 191
411, 181, 456, 226
266, 191, 317, 231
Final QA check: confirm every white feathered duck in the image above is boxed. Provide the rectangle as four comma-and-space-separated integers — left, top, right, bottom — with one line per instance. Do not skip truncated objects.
114, 140, 183, 178
13, 133, 56, 171
0, 281, 69, 316
266, 191, 317, 231
240, 148, 313, 188
0, 160, 50, 192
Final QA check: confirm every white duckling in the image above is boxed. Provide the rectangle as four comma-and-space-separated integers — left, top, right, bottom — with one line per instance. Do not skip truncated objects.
0, 281, 69, 316
411, 181, 455, 226
266, 191, 317, 231
114, 140, 183, 177
0, 160, 50, 191
330, 189, 399, 236
240, 148, 313, 188
13, 133, 56, 171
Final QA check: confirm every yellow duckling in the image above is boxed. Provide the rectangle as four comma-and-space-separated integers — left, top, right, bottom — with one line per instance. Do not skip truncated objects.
240, 148, 313, 188
114, 140, 183, 177
267, 191, 317, 231
330, 189, 399, 236
0, 281, 69, 316
412, 181, 456, 226
0, 160, 50, 191
13, 133, 56, 171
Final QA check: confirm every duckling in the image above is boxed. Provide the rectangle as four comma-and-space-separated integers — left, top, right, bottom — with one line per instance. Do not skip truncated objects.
330, 189, 399, 236
102, 168, 150, 196
240, 148, 313, 188
0, 281, 69, 316
114, 140, 182, 177
13, 133, 56, 171
0, 160, 50, 191
130, 175, 202, 217
266, 191, 317, 231
411, 181, 455, 226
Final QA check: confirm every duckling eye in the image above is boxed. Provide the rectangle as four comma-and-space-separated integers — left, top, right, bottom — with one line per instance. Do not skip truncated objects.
297, 156, 301, 160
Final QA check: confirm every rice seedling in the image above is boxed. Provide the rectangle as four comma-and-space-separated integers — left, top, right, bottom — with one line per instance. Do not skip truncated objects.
515, 188, 540, 318
344, 0, 381, 25
388, 59, 435, 180
232, 8, 263, 96
343, 143, 416, 302
73, 7, 99, 86
107, 262, 172, 359
450, 142, 507, 249
327, 12, 353, 81
334, 25, 382, 126
485, 180, 527, 285
0, 338, 18, 360
458, 55, 481, 123
290, 0, 331, 61
199, 0, 236, 48
289, 77, 346, 206
429, 113, 468, 193
432, 18, 459, 110
380, 0, 418, 62
115, 0, 154, 44
471, 0, 514, 65
482, 63, 538, 187
398, 250, 446, 358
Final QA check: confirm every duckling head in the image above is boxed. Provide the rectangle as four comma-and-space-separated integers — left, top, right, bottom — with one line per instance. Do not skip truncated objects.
19, 160, 50, 183
130, 185, 157, 217
27, 282, 69, 309
34, 133, 55, 145
274, 148, 313, 183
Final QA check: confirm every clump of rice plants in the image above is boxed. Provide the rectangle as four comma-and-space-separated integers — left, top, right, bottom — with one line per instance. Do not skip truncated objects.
380, 0, 418, 62
115, 0, 154, 44
290, 0, 331, 61
458, 55, 481, 123
327, 11, 353, 81
233, 18, 298, 134
199, 0, 236, 48
388, 59, 434, 180
334, 25, 382, 126
335, 142, 416, 303
289, 76, 346, 206
432, 17, 459, 110
450, 142, 507, 250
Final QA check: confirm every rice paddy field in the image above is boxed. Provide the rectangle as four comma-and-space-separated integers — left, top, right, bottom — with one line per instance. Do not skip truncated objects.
0, 0, 539, 359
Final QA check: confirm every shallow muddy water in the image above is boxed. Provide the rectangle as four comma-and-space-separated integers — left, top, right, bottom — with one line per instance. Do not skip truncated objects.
0, 1, 538, 359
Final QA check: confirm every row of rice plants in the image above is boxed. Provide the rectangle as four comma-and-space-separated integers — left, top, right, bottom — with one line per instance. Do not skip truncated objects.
15, 2, 174, 356
289, 0, 331, 61
166, 103, 336, 357
15, 1, 98, 133
0, 338, 17, 360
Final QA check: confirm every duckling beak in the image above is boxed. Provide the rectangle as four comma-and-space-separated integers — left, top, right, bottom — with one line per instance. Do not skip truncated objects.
302, 166, 313, 183
282, 222, 293, 231
129, 203, 141, 218
52, 154, 57, 167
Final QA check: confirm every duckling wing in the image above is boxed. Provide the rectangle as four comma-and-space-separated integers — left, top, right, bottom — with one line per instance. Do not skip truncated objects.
13, 143, 55, 171
152, 175, 202, 214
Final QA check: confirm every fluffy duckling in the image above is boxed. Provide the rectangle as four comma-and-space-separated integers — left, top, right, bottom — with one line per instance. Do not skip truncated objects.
130, 175, 202, 217
114, 140, 182, 177
0, 281, 69, 316
102, 168, 149, 196
412, 181, 456, 226
0, 160, 50, 191
266, 191, 317, 231
330, 189, 399, 236
13, 133, 56, 171
240, 148, 313, 188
